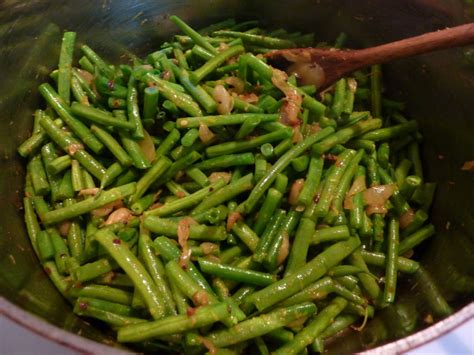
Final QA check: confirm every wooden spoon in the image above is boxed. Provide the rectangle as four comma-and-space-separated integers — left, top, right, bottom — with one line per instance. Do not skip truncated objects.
265, 23, 474, 90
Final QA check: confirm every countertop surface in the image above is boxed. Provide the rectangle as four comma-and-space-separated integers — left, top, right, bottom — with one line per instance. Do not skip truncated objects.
1, 314, 473, 354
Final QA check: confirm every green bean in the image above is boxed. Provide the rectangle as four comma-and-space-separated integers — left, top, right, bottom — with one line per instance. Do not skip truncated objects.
108, 97, 126, 109
176, 69, 217, 113
39, 115, 106, 180
90, 125, 132, 167
360, 121, 418, 141
370, 64, 382, 117
408, 142, 424, 181
39, 83, 104, 154
73, 302, 145, 327
138, 232, 177, 316
192, 174, 253, 214
414, 266, 452, 317
378, 166, 411, 215
73, 69, 99, 104
203, 302, 316, 348
170, 15, 218, 55
57, 170, 74, 200
144, 73, 203, 117
79, 56, 94, 73
214, 30, 296, 49
253, 188, 283, 235
42, 182, 135, 225
241, 127, 334, 214
231, 221, 260, 252
144, 217, 227, 242
398, 224, 435, 255
29, 155, 50, 196
313, 119, 382, 155
348, 247, 382, 303
46, 155, 71, 176
155, 128, 181, 158
254, 209, 286, 263
297, 156, 324, 207
69, 104, 132, 131
274, 297, 347, 355
74, 259, 114, 282
248, 237, 360, 311
70, 160, 85, 192
70, 284, 133, 305
314, 149, 356, 218
311, 226, 351, 245
185, 167, 209, 187
199, 258, 276, 286
81, 45, 115, 78
23, 197, 41, 255
118, 302, 231, 343
395, 159, 413, 186
384, 217, 399, 303
177, 114, 277, 130
191, 45, 245, 84
57, 32, 76, 105
360, 250, 419, 273
37, 230, 54, 262
95, 229, 166, 320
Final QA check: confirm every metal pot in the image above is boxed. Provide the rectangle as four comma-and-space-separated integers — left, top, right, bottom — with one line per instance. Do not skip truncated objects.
0, 0, 472, 353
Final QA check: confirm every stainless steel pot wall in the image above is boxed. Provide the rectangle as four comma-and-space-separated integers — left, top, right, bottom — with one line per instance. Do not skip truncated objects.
0, 0, 473, 353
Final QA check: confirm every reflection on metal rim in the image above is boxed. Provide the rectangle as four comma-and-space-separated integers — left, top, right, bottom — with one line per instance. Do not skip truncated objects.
0, 297, 130, 354
362, 303, 474, 354
1, 296, 473, 353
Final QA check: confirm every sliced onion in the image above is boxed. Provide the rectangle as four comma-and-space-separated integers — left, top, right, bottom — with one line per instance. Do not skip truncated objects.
236, 92, 259, 104
344, 175, 367, 210
224, 76, 245, 94
363, 184, 395, 215
271, 69, 302, 126
138, 129, 156, 163
399, 208, 415, 229
76, 69, 94, 85
104, 208, 133, 226
226, 211, 242, 231
200, 242, 219, 256
287, 61, 325, 87
198, 336, 218, 355
192, 290, 209, 306
58, 221, 72, 237
178, 217, 197, 269
347, 77, 358, 93
308, 123, 322, 135
67, 143, 84, 155
209, 172, 231, 184
289, 178, 305, 205
366, 205, 388, 216
199, 123, 216, 144
78, 188, 100, 197
461, 160, 474, 171
276, 232, 290, 266
213, 84, 234, 115
292, 127, 303, 143
218, 42, 229, 52
91, 200, 123, 217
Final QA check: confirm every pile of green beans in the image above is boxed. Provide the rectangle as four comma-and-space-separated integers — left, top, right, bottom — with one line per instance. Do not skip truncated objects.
18, 16, 451, 354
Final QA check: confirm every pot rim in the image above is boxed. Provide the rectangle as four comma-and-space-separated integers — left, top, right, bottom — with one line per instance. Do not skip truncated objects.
1, 295, 473, 353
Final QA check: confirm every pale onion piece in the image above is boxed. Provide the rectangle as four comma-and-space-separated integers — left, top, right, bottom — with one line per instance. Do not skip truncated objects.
363, 184, 395, 216
58, 221, 72, 237
308, 123, 322, 135
67, 143, 84, 155
289, 178, 305, 205
213, 84, 234, 115
138, 129, 156, 163
347, 77, 358, 93
161, 70, 172, 81
344, 175, 367, 209
209, 172, 231, 184
198, 335, 218, 355
237, 92, 259, 104
78, 188, 100, 196
224, 76, 245, 94
192, 290, 209, 306
287, 61, 325, 87
399, 208, 415, 229
366, 205, 388, 216
200, 242, 219, 256
178, 217, 197, 269
276, 232, 290, 266
199, 123, 216, 144
76, 69, 94, 85
104, 208, 134, 226
141, 64, 153, 71
226, 211, 242, 231
271, 68, 302, 126
292, 127, 303, 143
461, 160, 474, 171
219, 42, 229, 52
91, 200, 123, 217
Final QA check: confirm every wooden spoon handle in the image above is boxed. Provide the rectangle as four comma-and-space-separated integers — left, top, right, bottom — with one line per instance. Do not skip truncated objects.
352, 23, 474, 66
